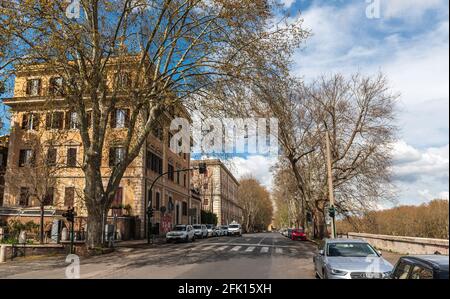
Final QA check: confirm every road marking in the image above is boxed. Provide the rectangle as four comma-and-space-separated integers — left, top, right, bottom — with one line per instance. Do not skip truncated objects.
217, 246, 229, 251
261, 247, 269, 253
245, 246, 256, 252
202, 246, 216, 251
275, 248, 283, 254
231, 246, 242, 252
290, 248, 298, 254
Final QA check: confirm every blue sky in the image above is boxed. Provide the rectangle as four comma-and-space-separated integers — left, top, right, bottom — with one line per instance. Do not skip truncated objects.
228, 0, 449, 207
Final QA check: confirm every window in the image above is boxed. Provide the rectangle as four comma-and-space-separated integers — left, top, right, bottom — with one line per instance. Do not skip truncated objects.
115, 72, 131, 90
182, 202, 188, 216
64, 187, 75, 207
146, 151, 163, 174
0, 152, 4, 168
152, 125, 163, 140
183, 174, 186, 187
111, 109, 129, 129
46, 148, 57, 166
19, 187, 30, 207
19, 149, 34, 167
109, 147, 126, 167
66, 111, 80, 130
26, 79, 41, 96
43, 188, 54, 206
21, 113, 40, 131
112, 187, 124, 216
168, 164, 175, 181
168, 132, 173, 148
392, 261, 412, 279
46, 112, 64, 130
411, 266, 433, 280
177, 169, 180, 184
67, 148, 77, 167
203, 198, 209, 206
49, 77, 64, 96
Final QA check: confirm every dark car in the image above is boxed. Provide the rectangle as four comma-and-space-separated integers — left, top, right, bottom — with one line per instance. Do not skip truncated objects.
287, 229, 293, 239
391, 255, 449, 279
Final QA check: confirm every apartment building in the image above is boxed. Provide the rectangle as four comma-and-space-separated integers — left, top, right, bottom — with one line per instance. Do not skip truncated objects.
0, 135, 8, 207
191, 160, 242, 225
1, 61, 192, 238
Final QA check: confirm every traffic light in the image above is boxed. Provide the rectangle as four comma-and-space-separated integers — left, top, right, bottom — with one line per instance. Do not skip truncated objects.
62, 207, 76, 223
329, 206, 336, 218
198, 163, 207, 174
147, 207, 154, 218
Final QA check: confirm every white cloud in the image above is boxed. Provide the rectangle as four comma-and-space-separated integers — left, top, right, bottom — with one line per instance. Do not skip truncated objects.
383, 0, 447, 20
278, 0, 296, 9
226, 155, 278, 190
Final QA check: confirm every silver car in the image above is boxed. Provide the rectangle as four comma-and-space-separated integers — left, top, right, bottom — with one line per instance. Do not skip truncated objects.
314, 239, 393, 279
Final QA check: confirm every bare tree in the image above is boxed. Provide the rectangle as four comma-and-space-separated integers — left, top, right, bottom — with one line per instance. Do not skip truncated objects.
0, 0, 304, 248
238, 176, 273, 233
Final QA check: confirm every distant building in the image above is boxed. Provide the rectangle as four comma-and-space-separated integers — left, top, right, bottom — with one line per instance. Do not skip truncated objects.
191, 160, 242, 225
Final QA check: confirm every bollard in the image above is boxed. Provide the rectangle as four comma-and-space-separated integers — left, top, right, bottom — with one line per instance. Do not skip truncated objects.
0, 245, 6, 263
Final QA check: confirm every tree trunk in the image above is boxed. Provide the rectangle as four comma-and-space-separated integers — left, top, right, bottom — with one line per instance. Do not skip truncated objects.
84, 165, 107, 249
315, 210, 328, 239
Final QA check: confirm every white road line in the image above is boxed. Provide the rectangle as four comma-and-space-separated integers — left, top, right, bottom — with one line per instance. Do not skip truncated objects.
217, 246, 229, 251
202, 246, 216, 251
275, 248, 283, 254
245, 246, 256, 252
231, 246, 242, 252
290, 248, 298, 254
261, 247, 269, 253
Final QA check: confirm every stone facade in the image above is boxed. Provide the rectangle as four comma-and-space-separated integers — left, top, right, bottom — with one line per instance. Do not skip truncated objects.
0, 136, 7, 207
191, 160, 242, 225
1, 63, 192, 238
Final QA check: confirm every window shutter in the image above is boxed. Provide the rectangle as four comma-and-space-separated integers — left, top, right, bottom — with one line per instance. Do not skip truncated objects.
110, 109, 117, 128
64, 187, 75, 207
56, 112, 64, 129
109, 147, 116, 167
19, 150, 26, 167
124, 109, 130, 128
26, 81, 31, 95
37, 79, 42, 96
67, 148, 77, 167
46, 113, 52, 129
32, 114, 40, 131
87, 111, 92, 128
21, 114, 29, 130
65, 111, 71, 129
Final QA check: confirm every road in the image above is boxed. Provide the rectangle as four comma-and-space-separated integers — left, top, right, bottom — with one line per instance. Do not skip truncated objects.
0, 232, 318, 279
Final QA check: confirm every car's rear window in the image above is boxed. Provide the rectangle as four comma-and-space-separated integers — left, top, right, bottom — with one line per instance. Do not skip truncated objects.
229, 225, 239, 228
193, 225, 201, 229
174, 226, 186, 231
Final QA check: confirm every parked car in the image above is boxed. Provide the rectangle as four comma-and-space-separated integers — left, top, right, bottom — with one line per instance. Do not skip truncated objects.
391, 255, 449, 279
219, 225, 229, 236
313, 239, 393, 279
206, 224, 217, 237
166, 225, 195, 243
281, 229, 288, 237
228, 223, 242, 237
287, 229, 293, 239
291, 228, 307, 241
193, 224, 208, 239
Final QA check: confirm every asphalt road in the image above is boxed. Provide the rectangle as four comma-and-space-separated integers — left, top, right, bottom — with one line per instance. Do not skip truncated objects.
0, 232, 318, 279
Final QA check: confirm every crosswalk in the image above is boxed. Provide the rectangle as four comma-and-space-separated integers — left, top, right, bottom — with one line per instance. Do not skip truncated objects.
174, 243, 305, 256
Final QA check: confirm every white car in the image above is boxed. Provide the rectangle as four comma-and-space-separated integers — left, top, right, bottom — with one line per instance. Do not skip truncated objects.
218, 225, 228, 236
166, 225, 195, 243
228, 223, 242, 237
206, 225, 217, 237
193, 224, 208, 239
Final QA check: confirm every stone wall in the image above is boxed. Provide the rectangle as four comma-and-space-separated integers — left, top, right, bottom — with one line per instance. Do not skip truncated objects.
348, 232, 449, 255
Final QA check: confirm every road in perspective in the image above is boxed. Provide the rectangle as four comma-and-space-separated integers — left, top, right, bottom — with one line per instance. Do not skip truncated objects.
0, 233, 319, 279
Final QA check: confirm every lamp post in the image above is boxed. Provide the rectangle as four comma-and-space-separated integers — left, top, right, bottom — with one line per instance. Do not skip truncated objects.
325, 131, 337, 239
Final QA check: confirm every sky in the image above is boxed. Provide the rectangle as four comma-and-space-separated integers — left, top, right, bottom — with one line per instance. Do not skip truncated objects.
226, 0, 449, 208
